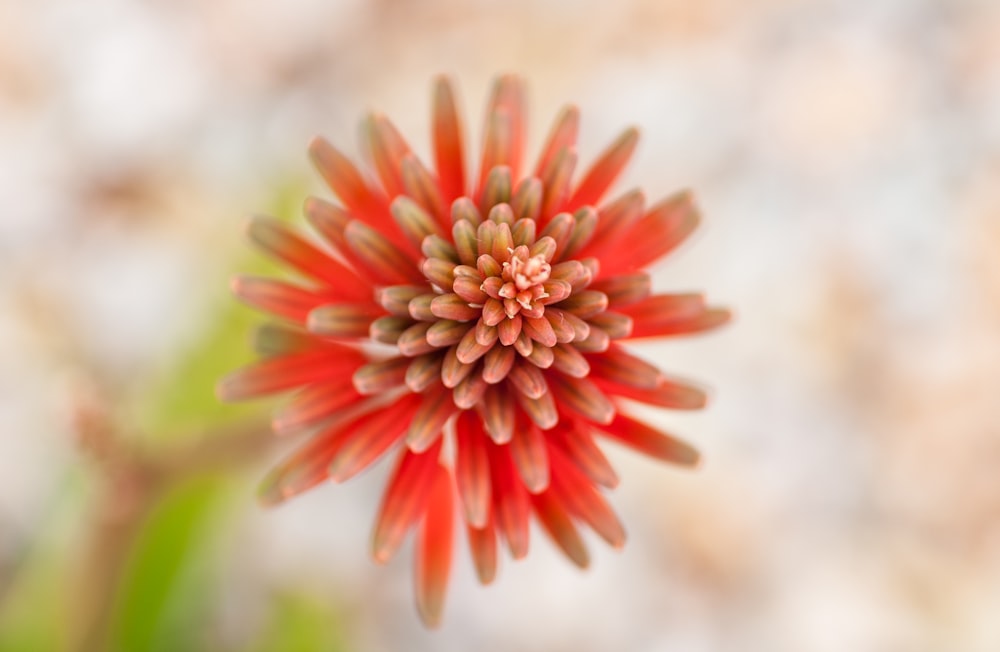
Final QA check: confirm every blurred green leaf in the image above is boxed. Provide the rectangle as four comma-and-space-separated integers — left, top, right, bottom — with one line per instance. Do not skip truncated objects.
1, 178, 341, 652
139, 296, 265, 435
138, 177, 311, 437
109, 177, 329, 652
251, 593, 347, 652
108, 474, 233, 652
0, 517, 73, 651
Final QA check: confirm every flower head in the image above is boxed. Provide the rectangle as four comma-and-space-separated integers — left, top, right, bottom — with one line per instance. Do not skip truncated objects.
219, 75, 729, 627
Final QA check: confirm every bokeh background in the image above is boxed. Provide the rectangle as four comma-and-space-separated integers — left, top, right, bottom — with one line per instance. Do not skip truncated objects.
2, 0, 1000, 650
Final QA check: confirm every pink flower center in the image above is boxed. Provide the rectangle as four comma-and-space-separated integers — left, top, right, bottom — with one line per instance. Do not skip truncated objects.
504, 249, 551, 291
493, 246, 551, 318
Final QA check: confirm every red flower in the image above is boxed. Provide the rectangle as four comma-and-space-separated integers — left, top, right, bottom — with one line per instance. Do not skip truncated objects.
219, 75, 729, 627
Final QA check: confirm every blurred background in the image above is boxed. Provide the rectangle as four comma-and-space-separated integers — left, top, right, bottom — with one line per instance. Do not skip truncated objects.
2, 0, 1000, 650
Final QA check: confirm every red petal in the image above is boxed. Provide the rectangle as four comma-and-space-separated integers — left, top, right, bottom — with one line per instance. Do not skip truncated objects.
303, 196, 392, 276
490, 220, 514, 261
432, 76, 466, 202
398, 322, 436, 357
441, 345, 476, 388
478, 76, 526, 193
375, 285, 426, 317
488, 443, 530, 559
405, 354, 445, 393
415, 465, 454, 628
231, 276, 337, 324
479, 165, 513, 215
451, 220, 480, 267
352, 357, 410, 395
369, 316, 411, 345
430, 293, 480, 321
497, 314, 522, 346
588, 273, 652, 307
550, 342, 590, 378
452, 371, 488, 409
555, 289, 608, 320
257, 418, 351, 506
577, 189, 645, 259
252, 323, 339, 357
511, 177, 542, 221
391, 195, 447, 251
510, 419, 550, 494
587, 343, 663, 389
401, 154, 449, 228
568, 127, 639, 208
328, 392, 422, 482
271, 379, 364, 436
531, 490, 590, 569
592, 375, 708, 410
507, 361, 548, 400
512, 213, 539, 246
539, 148, 577, 224
629, 305, 732, 339
308, 137, 400, 245
245, 217, 370, 301
425, 320, 471, 350
307, 303, 384, 338
616, 293, 705, 338
494, 75, 527, 179
534, 106, 579, 179
523, 343, 555, 369
538, 212, 573, 260
548, 445, 626, 548
549, 373, 616, 425
548, 422, 619, 489
599, 191, 699, 276
522, 315, 557, 348
406, 387, 457, 453
478, 385, 514, 444
573, 324, 610, 353
593, 412, 700, 467
372, 439, 442, 563
482, 345, 516, 384
513, 384, 558, 430
453, 275, 488, 304
588, 311, 634, 340
217, 349, 364, 402
455, 411, 491, 527
344, 220, 422, 285
456, 326, 491, 364
364, 113, 411, 200
466, 516, 498, 585
561, 206, 598, 259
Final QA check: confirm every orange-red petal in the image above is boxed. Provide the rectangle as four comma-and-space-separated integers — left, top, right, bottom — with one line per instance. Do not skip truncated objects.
488, 443, 530, 559
432, 76, 466, 202
568, 127, 639, 208
372, 439, 443, 564
415, 465, 454, 628
406, 387, 457, 452
531, 490, 590, 569
455, 411, 492, 527
272, 379, 364, 436
328, 393, 422, 482
217, 349, 364, 402
231, 276, 336, 324
599, 191, 699, 275
510, 421, 550, 494
593, 412, 700, 467
548, 445, 626, 548
466, 516, 498, 585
